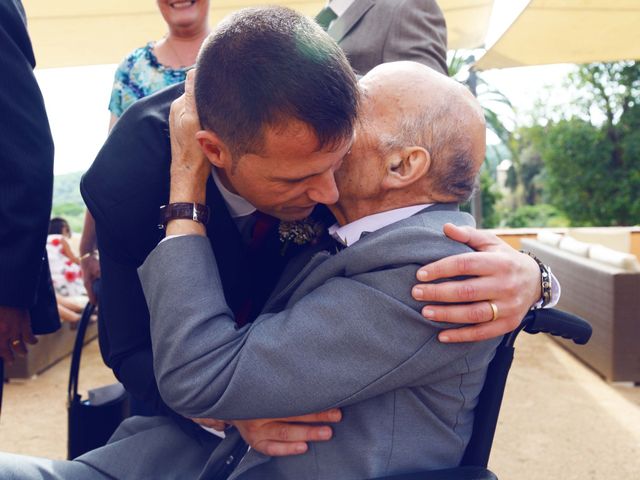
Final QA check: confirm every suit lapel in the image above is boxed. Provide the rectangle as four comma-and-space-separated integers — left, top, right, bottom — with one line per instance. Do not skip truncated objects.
328, 0, 375, 43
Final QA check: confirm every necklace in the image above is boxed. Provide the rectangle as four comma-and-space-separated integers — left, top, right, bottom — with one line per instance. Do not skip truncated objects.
164, 35, 192, 68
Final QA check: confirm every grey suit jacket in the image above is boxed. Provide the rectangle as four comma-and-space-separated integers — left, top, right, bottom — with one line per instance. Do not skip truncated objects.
139, 207, 500, 479
328, 0, 448, 75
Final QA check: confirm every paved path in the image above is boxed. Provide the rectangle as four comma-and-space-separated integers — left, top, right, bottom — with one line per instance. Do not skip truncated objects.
1, 334, 639, 478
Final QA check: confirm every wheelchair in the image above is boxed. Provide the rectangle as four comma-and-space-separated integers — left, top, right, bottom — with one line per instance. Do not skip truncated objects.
375, 308, 592, 480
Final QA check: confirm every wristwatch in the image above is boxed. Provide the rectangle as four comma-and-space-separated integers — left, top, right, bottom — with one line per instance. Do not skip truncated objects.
521, 251, 552, 308
159, 202, 210, 230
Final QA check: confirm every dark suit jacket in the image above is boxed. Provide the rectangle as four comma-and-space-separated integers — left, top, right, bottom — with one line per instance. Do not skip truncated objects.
0, 0, 59, 334
328, 0, 448, 76
81, 83, 314, 418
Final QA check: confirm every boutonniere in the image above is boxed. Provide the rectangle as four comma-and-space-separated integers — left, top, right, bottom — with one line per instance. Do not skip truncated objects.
278, 217, 325, 256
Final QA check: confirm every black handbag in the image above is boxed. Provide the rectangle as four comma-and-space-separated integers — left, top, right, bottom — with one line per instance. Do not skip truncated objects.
67, 303, 130, 459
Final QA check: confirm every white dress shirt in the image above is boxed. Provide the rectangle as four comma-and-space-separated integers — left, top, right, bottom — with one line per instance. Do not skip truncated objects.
329, 204, 430, 247
211, 167, 256, 219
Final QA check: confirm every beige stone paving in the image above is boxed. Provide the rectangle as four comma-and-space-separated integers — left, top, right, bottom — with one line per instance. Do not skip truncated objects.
1, 335, 639, 479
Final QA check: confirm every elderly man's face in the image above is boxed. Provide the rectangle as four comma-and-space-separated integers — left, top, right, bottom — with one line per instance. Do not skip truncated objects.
222, 119, 352, 221
334, 88, 391, 204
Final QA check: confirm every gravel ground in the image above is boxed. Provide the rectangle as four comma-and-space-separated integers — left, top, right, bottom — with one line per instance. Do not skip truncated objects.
1, 334, 639, 478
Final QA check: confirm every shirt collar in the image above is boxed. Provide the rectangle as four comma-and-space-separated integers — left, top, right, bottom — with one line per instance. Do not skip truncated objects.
327, 0, 355, 17
329, 204, 432, 247
211, 167, 256, 218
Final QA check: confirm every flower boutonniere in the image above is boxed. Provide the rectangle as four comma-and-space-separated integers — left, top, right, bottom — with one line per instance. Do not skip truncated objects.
278, 217, 325, 256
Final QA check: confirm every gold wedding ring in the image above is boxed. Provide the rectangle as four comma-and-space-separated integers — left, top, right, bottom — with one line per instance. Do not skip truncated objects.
488, 302, 499, 322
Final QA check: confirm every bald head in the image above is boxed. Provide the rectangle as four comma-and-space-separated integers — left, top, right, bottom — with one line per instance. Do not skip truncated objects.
360, 61, 486, 202
330, 61, 486, 225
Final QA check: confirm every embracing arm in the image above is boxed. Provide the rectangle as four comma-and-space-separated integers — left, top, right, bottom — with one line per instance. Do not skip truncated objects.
412, 224, 560, 342
141, 234, 483, 420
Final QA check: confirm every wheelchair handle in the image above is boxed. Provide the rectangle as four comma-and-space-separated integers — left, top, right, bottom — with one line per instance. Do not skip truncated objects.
523, 308, 592, 345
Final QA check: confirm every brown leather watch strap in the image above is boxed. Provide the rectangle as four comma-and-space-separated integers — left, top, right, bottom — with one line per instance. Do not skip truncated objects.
159, 202, 210, 230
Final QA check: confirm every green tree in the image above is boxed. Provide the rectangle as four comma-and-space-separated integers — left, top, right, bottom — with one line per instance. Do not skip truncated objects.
539, 61, 640, 226
504, 204, 568, 228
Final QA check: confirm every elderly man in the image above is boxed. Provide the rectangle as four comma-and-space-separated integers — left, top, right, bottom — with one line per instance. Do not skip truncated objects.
138, 60, 500, 479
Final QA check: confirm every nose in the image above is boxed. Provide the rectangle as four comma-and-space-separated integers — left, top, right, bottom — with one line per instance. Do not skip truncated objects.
307, 170, 340, 205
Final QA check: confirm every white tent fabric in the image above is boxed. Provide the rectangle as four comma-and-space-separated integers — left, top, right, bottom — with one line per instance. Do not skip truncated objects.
475, 0, 640, 70
23, 0, 494, 68
441, 0, 494, 50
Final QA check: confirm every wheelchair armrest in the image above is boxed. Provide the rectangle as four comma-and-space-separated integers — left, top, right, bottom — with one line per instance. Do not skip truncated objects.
371, 466, 497, 480
523, 308, 592, 345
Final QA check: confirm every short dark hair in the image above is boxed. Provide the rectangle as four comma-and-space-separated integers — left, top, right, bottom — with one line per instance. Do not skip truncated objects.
49, 217, 70, 235
195, 6, 359, 159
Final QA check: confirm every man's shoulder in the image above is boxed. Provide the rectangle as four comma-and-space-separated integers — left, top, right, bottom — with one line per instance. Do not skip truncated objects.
349, 207, 474, 265
358, 208, 474, 257
81, 83, 186, 263
83, 82, 184, 200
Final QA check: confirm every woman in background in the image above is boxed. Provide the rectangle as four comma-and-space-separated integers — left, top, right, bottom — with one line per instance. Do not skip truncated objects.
80, 0, 212, 302
107, 0, 212, 128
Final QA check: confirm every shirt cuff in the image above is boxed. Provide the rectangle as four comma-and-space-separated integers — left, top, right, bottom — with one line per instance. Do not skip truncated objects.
159, 234, 187, 244
533, 268, 561, 309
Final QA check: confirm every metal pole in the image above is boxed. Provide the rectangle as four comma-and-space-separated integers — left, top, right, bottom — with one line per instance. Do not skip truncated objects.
467, 61, 483, 228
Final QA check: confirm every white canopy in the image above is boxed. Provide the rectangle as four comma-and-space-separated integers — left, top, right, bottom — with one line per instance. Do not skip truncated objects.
475, 0, 640, 70
23, 0, 494, 68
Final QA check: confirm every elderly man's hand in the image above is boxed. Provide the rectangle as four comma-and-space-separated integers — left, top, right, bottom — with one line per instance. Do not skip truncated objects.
169, 69, 209, 204
191, 417, 228, 431
0, 306, 37, 363
229, 409, 342, 457
412, 223, 541, 343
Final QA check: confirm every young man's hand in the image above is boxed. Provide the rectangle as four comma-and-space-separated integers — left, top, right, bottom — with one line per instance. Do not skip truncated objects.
412, 224, 541, 343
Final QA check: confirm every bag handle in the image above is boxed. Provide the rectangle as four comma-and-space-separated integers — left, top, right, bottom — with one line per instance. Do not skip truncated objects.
67, 302, 96, 406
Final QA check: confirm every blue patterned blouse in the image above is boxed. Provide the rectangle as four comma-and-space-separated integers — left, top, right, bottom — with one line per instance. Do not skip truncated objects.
108, 42, 190, 117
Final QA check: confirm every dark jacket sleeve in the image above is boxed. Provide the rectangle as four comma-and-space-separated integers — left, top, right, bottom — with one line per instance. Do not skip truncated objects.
0, 0, 55, 310
80, 84, 183, 414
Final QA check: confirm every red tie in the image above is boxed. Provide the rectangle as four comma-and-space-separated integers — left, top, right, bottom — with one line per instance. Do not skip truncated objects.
234, 212, 278, 327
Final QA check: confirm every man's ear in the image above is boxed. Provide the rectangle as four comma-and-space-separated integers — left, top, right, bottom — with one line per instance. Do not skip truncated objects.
382, 146, 431, 190
195, 130, 233, 169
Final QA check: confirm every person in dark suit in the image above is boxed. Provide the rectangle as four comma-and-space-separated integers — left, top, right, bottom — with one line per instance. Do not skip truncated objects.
79, 5, 357, 457
317, 0, 448, 76
0, 0, 60, 377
